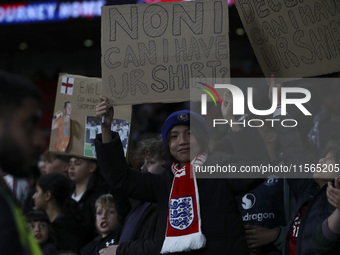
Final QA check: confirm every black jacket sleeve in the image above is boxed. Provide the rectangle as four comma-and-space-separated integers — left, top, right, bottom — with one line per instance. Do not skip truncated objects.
117, 205, 159, 255
94, 132, 161, 203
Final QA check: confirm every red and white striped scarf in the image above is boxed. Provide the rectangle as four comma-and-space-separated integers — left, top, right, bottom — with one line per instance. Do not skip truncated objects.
161, 153, 207, 253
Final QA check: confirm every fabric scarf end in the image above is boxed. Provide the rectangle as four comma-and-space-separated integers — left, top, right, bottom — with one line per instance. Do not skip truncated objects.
160, 232, 206, 254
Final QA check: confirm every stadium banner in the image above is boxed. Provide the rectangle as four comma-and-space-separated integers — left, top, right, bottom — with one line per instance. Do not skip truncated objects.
0, 1, 106, 25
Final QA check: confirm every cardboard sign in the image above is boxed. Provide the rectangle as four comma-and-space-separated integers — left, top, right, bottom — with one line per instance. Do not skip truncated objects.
50, 73, 132, 159
235, 0, 340, 78
101, 0, 230, 105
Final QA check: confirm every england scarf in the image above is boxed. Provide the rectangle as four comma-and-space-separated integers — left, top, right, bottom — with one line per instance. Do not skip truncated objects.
161, 153, 207, 253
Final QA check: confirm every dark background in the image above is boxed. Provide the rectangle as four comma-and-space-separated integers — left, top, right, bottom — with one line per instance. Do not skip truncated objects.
0, 0, 263, 157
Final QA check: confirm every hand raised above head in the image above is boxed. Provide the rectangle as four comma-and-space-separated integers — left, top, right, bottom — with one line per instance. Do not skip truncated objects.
96, 95, 114, 128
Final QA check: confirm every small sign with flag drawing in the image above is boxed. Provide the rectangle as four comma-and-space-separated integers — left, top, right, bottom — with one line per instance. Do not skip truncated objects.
61, 76, 74, 95
50, 73, 132, 159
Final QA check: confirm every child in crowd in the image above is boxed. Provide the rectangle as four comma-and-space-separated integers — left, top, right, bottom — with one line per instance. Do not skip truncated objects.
26, 210, 57, 255
33, 172, 90, 254
138, 136, 168, 174
80, 194, 122, 255
23, 150, 69, 214
68, 156, 109, 239
114, 136, 169, 255
69, 157, 105, 208
94, 95, 269, 254
40, 150, 70, 177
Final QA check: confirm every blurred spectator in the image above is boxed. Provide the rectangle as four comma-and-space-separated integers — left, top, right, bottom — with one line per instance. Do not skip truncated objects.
40, 150, 70, 177
0, 70, 45, 254
26, 210, 58, 255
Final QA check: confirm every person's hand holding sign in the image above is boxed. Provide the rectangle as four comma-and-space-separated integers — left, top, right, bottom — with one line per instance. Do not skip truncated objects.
96, 95, 114, 143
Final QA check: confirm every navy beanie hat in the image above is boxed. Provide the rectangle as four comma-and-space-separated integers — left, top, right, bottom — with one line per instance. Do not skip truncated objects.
161, 110, 209, 149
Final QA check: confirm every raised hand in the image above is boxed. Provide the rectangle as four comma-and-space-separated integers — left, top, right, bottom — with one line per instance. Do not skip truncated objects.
96, 95, 114, 128
96, 95, 114, 143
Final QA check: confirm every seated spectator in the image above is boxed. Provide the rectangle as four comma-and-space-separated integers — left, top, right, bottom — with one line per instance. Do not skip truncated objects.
40, 151, 70, 177
114, 137, 169, 255
26, 210, 58, 255
33, 173, 90, 254
80, 193, 122, 255
68, 156, 109, 239
138, 136, 168, 174
24, 151, 69, 213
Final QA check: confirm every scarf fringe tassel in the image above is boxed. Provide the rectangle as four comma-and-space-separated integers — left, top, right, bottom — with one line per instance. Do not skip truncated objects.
160, 232, 206, 254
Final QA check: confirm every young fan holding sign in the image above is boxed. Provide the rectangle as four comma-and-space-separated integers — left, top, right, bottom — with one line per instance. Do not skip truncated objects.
94, 95, 269, 254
